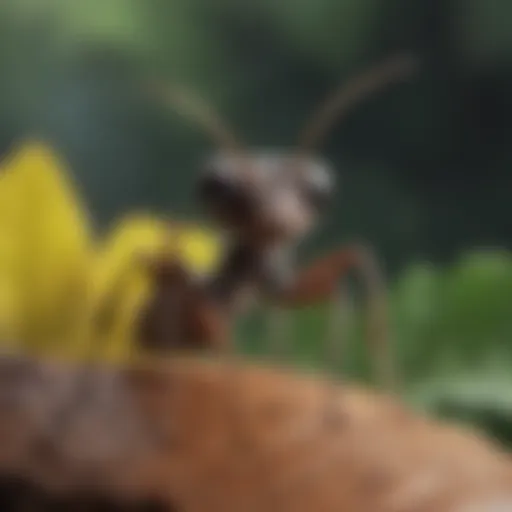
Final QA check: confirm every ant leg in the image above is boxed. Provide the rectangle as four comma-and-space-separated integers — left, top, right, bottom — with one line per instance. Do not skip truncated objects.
265, 305, 293, 360
324, 281, 352, 375
276, 244, 394, 390
276, 245, 369, 306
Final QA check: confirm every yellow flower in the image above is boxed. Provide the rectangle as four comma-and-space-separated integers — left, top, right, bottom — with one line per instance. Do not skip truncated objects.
84, 213, 221, 362
0, 140, 222, 362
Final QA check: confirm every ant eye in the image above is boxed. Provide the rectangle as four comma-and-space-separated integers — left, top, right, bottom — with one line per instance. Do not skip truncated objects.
298, 160, 335, 212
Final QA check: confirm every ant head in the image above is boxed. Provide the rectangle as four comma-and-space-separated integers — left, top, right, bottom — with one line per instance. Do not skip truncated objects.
197, 150, 335, 244
150, 53, 417, 246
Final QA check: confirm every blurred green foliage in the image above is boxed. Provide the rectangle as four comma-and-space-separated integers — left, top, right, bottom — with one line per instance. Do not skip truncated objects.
0, 0, 510, 271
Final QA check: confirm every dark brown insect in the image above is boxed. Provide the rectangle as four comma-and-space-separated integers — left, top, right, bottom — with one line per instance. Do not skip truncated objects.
137, 54, 418, 389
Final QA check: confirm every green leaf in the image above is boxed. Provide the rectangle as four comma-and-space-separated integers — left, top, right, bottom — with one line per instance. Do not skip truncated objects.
411, 361, 512, 447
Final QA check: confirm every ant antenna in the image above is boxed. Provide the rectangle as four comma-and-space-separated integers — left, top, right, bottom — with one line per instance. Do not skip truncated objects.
297, 53, 418, 152
147, 80, 244, 152
296, 54, 416, 391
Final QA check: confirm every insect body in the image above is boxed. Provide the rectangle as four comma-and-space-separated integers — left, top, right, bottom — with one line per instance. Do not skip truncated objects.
198, 150, 335, 308
137, 54, 418, 388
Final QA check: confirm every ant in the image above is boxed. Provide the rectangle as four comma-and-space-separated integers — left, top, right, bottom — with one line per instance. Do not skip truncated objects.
136, 54, 418, 388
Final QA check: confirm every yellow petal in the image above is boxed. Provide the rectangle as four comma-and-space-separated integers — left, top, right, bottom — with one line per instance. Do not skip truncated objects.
89, 213, 165, 306
0, 141, 93, 353
81, 214, 163, 359
98, 264, 152, 363
179, 224, 222, 275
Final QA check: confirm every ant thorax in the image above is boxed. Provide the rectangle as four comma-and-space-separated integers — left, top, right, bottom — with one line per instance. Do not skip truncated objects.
205, 237, 296, 311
